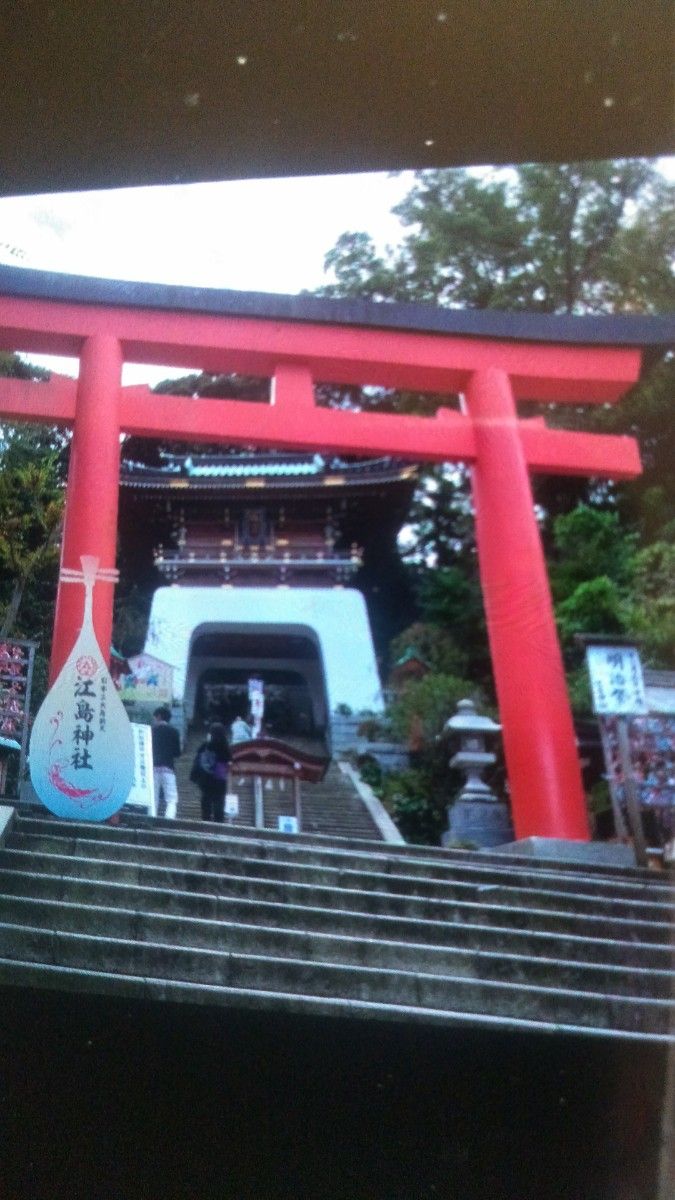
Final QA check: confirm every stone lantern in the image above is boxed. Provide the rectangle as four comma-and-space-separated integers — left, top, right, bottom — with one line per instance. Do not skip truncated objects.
441, 698, 513, 848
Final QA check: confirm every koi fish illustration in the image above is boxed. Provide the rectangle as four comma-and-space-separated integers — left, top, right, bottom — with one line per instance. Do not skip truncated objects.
47, 761, 111, 805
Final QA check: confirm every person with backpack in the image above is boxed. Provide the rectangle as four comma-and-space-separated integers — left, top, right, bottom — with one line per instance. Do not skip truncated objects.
189, 722, 231, 823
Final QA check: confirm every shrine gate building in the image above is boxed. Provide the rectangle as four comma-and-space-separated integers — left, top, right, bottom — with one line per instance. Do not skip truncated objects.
118, 448, 415, 733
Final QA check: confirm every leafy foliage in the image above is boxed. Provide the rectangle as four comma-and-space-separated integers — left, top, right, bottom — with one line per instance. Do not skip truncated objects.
0, 406, 66, 647
556, 577, 628, 645
549, 505, 637, 602
627, 541, 675, 666
0, 358, 68, 705
389, 621, 467, 678
321, 161, 674, 315
378, 766, 448, 846
388, 673, 482, 744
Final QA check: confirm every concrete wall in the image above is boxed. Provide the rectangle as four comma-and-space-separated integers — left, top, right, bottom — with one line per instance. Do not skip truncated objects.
145, 586, 384, 718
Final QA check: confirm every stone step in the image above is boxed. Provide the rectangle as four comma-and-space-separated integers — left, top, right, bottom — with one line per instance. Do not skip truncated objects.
1, 892, 671, 1001
1, 921, 671, 1037
2, 845, 671, 948
0, 865, 669, 971
12, 811, 668, 901
175, 749, 383, 839
5, 816, 667, 907
6, 830, 672, 924
2, 809, 672, 1040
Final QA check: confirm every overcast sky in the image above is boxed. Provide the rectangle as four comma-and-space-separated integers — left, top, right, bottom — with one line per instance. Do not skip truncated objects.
0, 171, 415, 383
1, 159, 672, 384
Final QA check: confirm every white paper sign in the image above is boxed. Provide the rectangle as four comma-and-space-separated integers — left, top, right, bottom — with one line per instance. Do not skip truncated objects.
225, 793, 239, 817
278, 815, 299, 834
248, 677, 264, 735
586, 645, 648, 716
126, 723, 156, 814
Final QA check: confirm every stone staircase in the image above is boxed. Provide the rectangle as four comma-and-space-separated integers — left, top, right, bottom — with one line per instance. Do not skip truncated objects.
175, 730, 384, 839
0, 806, 673, 1041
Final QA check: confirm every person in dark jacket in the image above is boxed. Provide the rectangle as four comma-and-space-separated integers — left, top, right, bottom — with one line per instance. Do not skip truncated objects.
151, 705, 181, 819
190, 722, 231, 823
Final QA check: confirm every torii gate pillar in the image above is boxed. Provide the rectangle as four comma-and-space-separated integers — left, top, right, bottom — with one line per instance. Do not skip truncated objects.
50, 335, 122, 682
466, 369, 589, 839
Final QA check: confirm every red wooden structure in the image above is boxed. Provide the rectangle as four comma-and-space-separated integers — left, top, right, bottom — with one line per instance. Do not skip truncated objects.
231, 737, 329, 834
0, 266, 668, 842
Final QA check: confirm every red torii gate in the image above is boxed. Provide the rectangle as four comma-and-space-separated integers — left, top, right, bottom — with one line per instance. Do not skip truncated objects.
0, 267, 662, 843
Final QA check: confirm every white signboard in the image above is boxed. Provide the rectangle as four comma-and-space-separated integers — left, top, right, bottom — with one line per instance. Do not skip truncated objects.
225, 793, 239, 818
29, 557, 134, 821
248, 677, 264, 735
126, 723, 156, 815
278, 815, 299, 834
586, 645, 648, 716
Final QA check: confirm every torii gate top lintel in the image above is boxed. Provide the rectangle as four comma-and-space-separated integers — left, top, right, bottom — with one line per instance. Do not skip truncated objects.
0, 263, 671, 403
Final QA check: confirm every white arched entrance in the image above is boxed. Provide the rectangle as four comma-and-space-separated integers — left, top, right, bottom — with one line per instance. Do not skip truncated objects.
144, 587, 384, 723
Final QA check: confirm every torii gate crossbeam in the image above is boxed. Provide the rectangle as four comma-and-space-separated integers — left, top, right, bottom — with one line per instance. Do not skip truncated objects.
0, 267, 664, 844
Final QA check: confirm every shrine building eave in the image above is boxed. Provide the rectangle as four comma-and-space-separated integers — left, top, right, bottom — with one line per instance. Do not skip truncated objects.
120, 454, 418, 496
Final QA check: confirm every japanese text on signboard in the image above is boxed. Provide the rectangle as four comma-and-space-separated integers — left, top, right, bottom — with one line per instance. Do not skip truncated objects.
586, 646, 648, 716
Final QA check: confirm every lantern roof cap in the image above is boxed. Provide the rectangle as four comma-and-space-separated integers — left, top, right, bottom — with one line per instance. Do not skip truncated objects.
444, 698, 501, 735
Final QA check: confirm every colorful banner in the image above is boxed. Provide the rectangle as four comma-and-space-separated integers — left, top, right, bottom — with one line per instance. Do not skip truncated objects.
118, 653, 174, 704
0, 638, 35, 788
600, 714, 675, 812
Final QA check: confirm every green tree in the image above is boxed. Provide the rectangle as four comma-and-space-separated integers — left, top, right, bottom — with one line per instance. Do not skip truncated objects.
0, 354, 66, 647
322, 161, 674, 315
388, 672, 481, 744
627, 541, 675, 667
550, 504, 637, 603
0, 425, 65, 638
583, 357, 675, 541
389, 620, 467, 678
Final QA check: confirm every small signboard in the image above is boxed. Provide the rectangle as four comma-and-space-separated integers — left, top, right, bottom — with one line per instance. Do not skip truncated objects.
224, 793, 239, 818
125, 722, 156, 815
585, 642, 650, 864
248, 676, 264, 736
119, 654, 174, 704
278, 815, 299, 834
586, 645, 648, 716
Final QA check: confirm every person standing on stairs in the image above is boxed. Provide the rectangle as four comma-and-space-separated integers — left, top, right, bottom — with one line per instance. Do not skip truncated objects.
151, 706, 182, 819
190, 722, 231, 823
230, 713, 253, 744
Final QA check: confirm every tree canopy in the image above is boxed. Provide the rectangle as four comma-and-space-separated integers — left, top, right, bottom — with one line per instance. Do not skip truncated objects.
322, 161, 675, 314
0, 356, 68, 704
